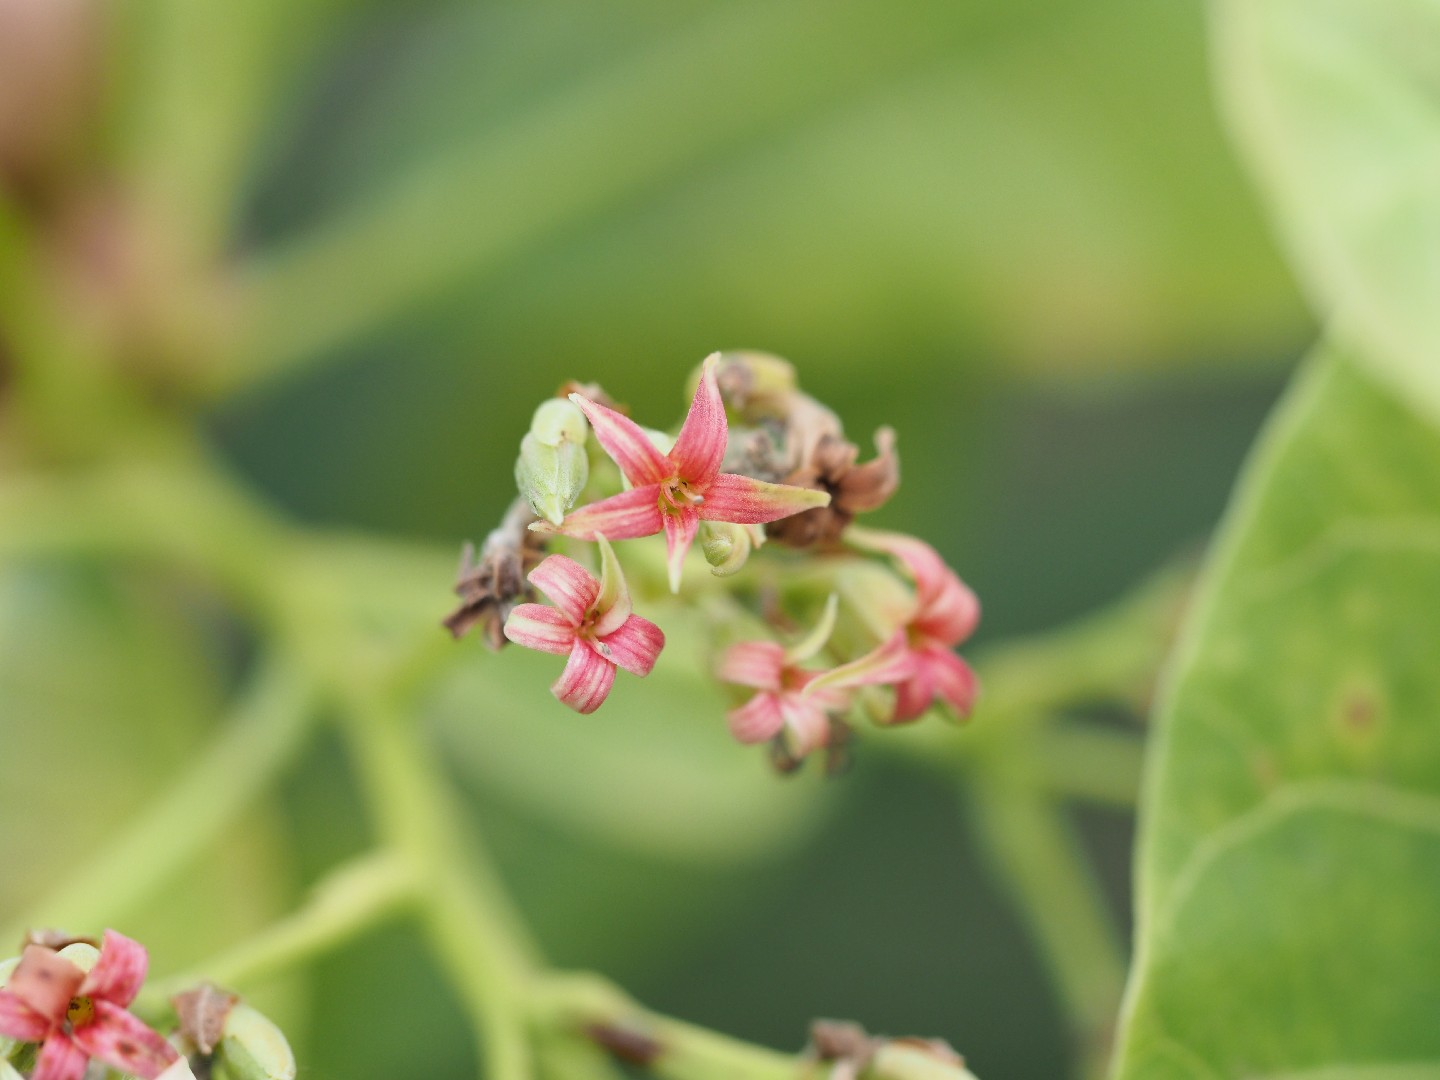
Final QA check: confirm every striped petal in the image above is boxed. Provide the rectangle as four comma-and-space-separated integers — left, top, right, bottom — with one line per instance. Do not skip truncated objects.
779, 696, 832, 755
31, 1034, 88, 1080
804, 630, 916, 697
924, 647, 978, 719
4, 946, 82, 1024
504, 604, 577, 655
0, 989, 50, 1042
542, 485, 665, 543
527, 555, 599, 622
698, 473, 830, 525
892, 667, 937, 724
569, 394, 670, 487
73, 1001, 178, 1079
669, 354, 727, 488
716, 641, 785, 691
662, 507, 700, 593
595, 614, 664, 677
551, 641, 617, 714
81, 929, 147, 1008
727, 692, 785, 744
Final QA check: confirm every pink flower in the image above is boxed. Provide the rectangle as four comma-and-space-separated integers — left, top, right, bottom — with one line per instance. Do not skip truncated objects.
0, 930, 178, 1080
503, 536, 664, 713
847, 529, 980, 723
718, 597, 915, 757
536, 354, 831, 591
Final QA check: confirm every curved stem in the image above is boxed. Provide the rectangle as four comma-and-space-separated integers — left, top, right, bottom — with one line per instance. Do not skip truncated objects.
140, 849, 417, 1010
336, 693, 537, 1080
0, 653, 318, 947
965, 780, 1125, 1080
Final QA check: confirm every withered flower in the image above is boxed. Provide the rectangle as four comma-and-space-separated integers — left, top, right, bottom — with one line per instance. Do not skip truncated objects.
443, 498, 545, 649
766, 427, 900, 549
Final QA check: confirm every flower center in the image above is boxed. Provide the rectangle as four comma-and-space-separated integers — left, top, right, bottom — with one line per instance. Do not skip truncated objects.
658, 477, 703, 514
66, 996, 95, 1028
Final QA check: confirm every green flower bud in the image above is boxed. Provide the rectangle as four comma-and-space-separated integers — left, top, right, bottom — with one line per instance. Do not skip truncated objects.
516, 399, 589, 525
700, 522, 757, 577
55, 942, 99, 972
212, 1003, 296, 1080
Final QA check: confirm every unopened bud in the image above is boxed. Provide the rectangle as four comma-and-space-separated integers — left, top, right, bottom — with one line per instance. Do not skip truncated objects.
55, 942, 99, 973
700, 521, 760, 577
516, 399, 589, 525
712, 351, 797, 418
213, 1003, 295, 1080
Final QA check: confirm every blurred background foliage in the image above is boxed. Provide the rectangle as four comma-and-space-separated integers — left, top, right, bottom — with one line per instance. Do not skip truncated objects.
0, 1, 1313, 1077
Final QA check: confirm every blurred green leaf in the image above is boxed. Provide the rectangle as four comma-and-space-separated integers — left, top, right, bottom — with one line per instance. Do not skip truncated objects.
1113, 349, 1440, 1077
229, 0, 1299, 396
1216, 0, 1440, 426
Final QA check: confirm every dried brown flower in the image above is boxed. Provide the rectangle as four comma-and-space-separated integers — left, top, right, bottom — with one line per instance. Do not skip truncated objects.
766, 427, 899, 548
443, 499, 545, 649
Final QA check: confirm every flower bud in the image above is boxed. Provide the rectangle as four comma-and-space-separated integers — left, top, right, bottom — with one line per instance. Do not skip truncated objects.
212, 1003, 296, 1080
700, 521, 758, 577
711, 351, 797, 418
515, 399, 589, 525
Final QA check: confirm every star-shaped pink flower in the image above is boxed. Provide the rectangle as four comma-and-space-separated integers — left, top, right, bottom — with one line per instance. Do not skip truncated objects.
848, 529, 980, 723
0, 930, 178, 1080
536, 354, 831, 591
719, 596, 915, 756
503, 536, 664, 713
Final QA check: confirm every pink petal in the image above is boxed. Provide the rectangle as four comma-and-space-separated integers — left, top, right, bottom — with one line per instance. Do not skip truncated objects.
913, 572, 980, 647
892, 667, 936, 724
925, 647, 978, 718
0, 989, 51, 1042
669, 354, 727, 488
662, 507, 700, 593
527, 554, 599, 623
697, 473, 830, 525
4, 945, 82, 1024
551, 640, 617, 714
594, 614, 665, 677
848, 529, 957, 613
591, 535, 633, 637
546, 485, 665, 543
73, 1001, 178, 1079
779, 696, 832, 755
716, 641, 786, 691
503, 604, 577, 655
81, 929, 148, 1008
727, 692, 786, 744
804, 630, 916, 696
569, 394, 670, 487
31, 1033, 88, 1080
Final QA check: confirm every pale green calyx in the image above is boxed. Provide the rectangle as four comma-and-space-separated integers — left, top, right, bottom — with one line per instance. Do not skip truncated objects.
213, 1003, 296, 1080
700, 521, 759, 576
516, 398, 589, 525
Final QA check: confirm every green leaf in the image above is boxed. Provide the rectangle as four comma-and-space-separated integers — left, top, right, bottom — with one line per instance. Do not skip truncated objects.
1113, 348, 1440, 1077
1216, 0, 1440, 426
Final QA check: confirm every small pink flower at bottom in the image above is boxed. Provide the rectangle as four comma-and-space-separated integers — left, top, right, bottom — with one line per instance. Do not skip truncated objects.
846, 528, 980, 723
503, 536, 664, 713
0, 930, 178, 1080
719, 597, 915, 757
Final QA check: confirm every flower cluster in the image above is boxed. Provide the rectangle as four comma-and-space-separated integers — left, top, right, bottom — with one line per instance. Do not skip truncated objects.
0, 931, 295, 1080
447, 352, 980, 771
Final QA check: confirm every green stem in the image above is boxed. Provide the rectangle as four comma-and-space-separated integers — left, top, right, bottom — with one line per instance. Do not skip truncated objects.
0, 655, 317, 947
527, 973, 982, 1080
1034, 724, 1145, 809
336, 694, 537, 1080
965, 779, 1125, 1080
140, 849, 417, 1009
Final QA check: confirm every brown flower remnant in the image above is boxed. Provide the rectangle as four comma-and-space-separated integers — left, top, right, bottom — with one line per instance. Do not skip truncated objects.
807, 1019, 968, 1080
766, 426, 899, 549
171, 983, 239, 1056
443, 498, 545, 649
